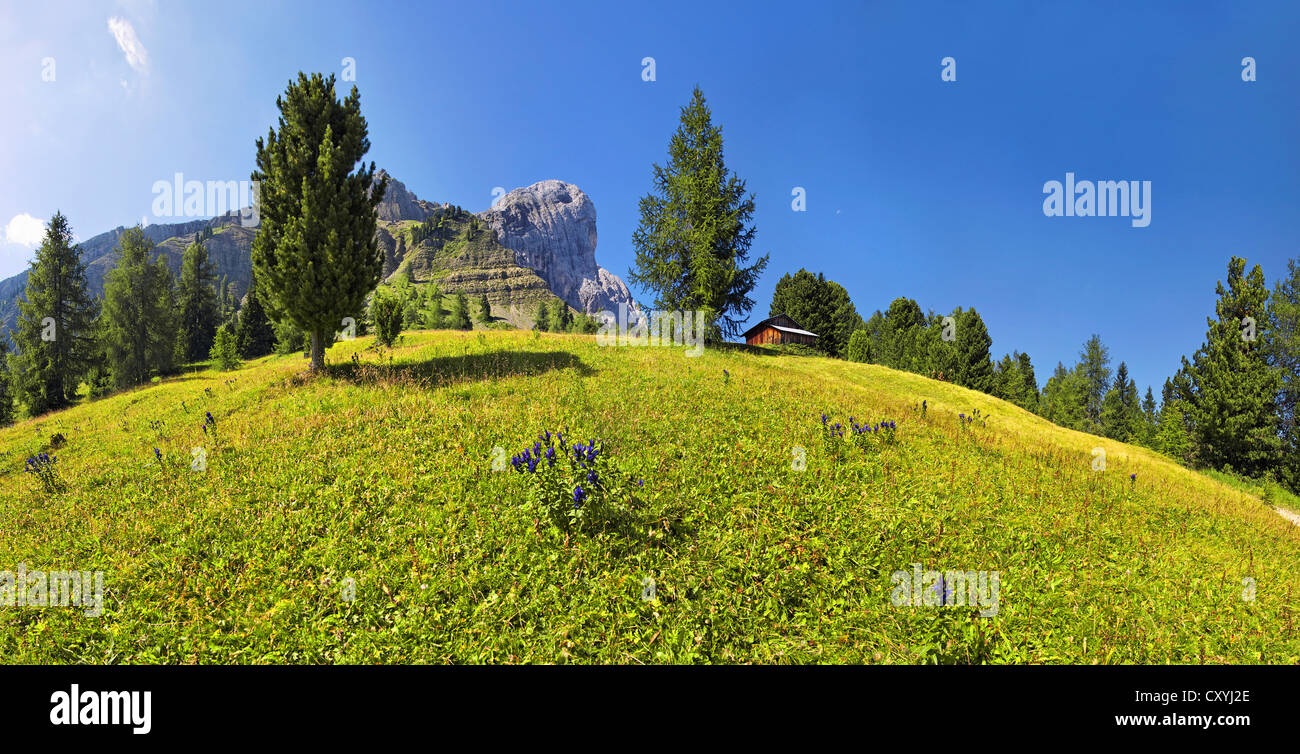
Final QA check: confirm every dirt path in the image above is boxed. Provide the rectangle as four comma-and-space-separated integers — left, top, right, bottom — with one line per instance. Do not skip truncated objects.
1277, 507, 1300, 526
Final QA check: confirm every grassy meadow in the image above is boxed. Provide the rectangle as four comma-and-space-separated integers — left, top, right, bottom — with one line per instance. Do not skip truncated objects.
1, 329, 1298, 663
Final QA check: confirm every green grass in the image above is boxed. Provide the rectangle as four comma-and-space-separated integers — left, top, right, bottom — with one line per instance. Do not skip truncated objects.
2, 330, 1298, 664
1201, 468, 1300, 512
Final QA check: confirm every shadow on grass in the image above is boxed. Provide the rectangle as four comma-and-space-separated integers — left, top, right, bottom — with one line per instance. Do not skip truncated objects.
324, 349, 596, 387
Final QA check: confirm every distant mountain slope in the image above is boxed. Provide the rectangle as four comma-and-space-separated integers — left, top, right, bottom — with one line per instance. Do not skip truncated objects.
0, 172, 639, 335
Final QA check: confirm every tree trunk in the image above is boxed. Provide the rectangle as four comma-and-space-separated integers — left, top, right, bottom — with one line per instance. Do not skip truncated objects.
310, 329, 325, 372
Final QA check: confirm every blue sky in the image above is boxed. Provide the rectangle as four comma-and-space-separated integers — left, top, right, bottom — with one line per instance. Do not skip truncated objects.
1, 1, 1296, 395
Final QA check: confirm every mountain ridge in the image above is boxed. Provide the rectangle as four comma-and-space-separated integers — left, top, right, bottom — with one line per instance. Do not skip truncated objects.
0, 172, 640, 334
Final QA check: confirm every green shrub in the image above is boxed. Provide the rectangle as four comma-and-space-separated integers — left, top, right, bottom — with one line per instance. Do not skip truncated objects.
372, 293, 404, 347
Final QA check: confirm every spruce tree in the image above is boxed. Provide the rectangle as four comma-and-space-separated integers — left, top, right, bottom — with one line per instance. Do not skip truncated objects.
628, 87, 769, 342
235, 273, 277, 358
100, 227, 179, 389
1183, 256, 1281, 477
251, 72, 387, 372
176, 240, 221, 362
533, 303, 549, 332
8, 212, 98, 414
477, 294, 492, 325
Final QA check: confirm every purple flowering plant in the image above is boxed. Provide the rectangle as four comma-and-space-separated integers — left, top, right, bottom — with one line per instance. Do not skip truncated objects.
508, 428, 638, 530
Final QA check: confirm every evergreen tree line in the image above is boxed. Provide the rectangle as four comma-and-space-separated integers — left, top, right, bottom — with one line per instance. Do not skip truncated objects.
829, 255, 1300, 494
0, 214, 281, 422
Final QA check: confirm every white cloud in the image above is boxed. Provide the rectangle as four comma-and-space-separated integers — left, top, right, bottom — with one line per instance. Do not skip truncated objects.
2, 213, 45, 248
107, 16, 149, 74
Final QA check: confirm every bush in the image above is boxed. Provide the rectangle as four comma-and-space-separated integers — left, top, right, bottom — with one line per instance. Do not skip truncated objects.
372, 293, 404, 347
209, 325, 241, 371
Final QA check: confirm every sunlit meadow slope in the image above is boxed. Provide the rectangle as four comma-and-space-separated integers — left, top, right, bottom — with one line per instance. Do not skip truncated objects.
2, 330, 1298, 663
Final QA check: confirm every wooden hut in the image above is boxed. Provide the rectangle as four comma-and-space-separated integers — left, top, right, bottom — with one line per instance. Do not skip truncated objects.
742, 314, 819, 347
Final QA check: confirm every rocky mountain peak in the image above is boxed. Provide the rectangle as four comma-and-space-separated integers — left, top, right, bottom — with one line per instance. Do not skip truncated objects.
480, 180, 639, 319
374, 169, 438, 223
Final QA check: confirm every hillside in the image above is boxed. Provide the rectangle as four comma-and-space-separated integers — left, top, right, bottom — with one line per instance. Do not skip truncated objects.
1, 332, 1297, 664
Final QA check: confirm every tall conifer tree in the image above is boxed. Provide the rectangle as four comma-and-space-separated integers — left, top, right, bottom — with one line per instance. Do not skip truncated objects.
251, 72, 387, 371
8, 212, 98, 414
628, 87, 768, 342
1184, 256, 1281, 477
176, 239, 221, 362
100, 227, 179, 389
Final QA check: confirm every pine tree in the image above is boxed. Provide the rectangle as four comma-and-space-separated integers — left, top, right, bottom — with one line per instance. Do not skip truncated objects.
845, 329, 870, 363
209, 325, 241, 371
8, 212, 98, 414
1183, 256, 1281, 477
251, 72, 387, 372
533, 302, 549, 332
425, 285, 445, 329
628, 87, 769, 342
100, 227, 179, 389
1100, 362, 1142, 441
769, 270, 863, 357
953, 307, 994, 393
994, 352, 1038, 411
84, 316, 114, 401
1077, 334, 1111, 428
878, 298, 925, 370
235, 272, 277, 359
176, 240, 221, 362
1156, 399, 1193, 463
552, 300, 572, 332
1016, 351, 1039, 412
1039, 362, 1088, 431
1139, 386, 1159, 447
451, 293, 471, 330
371, 292, 403, 347
477, 294, 492, 325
